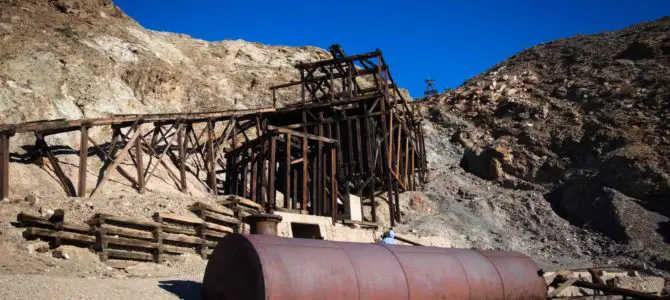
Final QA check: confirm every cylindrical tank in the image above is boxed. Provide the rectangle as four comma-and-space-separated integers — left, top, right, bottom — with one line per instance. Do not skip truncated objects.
202, 234, 547, 300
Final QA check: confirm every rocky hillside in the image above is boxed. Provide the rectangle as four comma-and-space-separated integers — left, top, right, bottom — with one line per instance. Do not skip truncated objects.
427, 17, 670, 269
0, 0, 329, 126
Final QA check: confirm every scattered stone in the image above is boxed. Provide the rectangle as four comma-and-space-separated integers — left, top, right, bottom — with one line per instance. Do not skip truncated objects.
24, 194, 38, 206
608, 275, 665, 294
39, 207, 55, 218
52, 249, 71, 260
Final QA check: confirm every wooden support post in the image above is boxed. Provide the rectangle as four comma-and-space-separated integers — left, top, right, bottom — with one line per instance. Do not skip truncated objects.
330, 147, 337, 225
411, 146, 415, 190
355, 118, 364, 177
396, 126, 402, 175
135, 135, 145, 193
177, 124, 187, 193
0, 134, 9, 200
301, 136, 308, 211
258, 138, 267, 206
251, 151, 258, 203
284, 134, 291, 209
91, 125, 141, 197
207, 121, 217, 195
292, 169, 298, 210
378, 55, 396, 227
268, 136, 277, 211
404, 135, 410, 188
363, 102, 376, 222
78, 126, 89, 197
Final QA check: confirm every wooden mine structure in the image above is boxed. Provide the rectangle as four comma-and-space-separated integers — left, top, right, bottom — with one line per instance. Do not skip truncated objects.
0, 45, 428, 226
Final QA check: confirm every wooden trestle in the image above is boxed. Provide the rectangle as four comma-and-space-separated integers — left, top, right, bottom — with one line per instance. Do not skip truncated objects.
0, 45, 427, 225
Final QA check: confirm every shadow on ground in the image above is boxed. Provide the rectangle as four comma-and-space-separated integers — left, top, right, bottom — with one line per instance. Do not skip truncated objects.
158, 280, 201, 300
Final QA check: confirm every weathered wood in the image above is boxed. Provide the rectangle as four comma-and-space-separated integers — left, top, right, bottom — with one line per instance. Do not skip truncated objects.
17, 213, 91, 233
199, 210, 241, 226
204, 222, 234, 234
102, 224, 153, 240
24, 227, 95, 243
192, 202, 235, 216
330, 147, 337, 224
154, 212, 204, 226
0, 134, 8, 200
207, 121, 217, 195
177, 125, 187, 192
91, 124, 142, 197
284, 134, 291, 209
105, 249, 154, 262
301, 136, 308, 210
78, 126, 88, 197
268, 136, 277, 210
89, 213, 160, 229
135, 135, 145, 193
104, 235, 160, 249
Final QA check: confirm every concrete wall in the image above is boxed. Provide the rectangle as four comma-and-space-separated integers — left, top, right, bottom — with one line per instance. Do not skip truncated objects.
275, 212, 379, 243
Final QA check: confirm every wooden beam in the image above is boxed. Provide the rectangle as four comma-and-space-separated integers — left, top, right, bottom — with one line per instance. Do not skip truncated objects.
90, 125, 141, 197
207, 121, 217, 195
1, 134, 10, 200
268, 136, 277, 210
78, 126, 88, 197
135, 134, 145, 193
284, 133, 291, 209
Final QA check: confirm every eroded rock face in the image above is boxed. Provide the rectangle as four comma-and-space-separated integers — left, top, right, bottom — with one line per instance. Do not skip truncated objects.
425, 17, 670, 267
0, 0, 330, 126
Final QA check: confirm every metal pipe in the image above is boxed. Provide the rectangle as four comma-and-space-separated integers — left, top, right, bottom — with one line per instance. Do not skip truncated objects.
243, 214, 282, 236
202, 234, 547, 300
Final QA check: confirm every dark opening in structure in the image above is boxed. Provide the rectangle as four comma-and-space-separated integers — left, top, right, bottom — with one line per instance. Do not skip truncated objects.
290, 223, 322, 239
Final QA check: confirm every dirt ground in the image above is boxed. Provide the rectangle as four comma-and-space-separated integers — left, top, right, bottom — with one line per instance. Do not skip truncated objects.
0, 274, 203, 300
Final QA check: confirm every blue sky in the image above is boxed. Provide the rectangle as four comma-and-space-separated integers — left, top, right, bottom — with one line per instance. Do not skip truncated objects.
114, 0, 669, 98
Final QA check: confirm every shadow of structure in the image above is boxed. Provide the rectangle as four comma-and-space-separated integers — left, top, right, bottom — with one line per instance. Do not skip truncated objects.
158, 280, 202, 300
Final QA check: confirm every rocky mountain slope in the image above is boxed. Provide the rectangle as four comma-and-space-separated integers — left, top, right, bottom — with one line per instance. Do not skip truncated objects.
426, 17, 670, 271
0, 0, 329, 126
1, 0, 668, 279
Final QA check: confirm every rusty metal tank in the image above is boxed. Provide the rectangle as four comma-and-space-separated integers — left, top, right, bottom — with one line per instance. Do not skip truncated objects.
201, 234, 547, 300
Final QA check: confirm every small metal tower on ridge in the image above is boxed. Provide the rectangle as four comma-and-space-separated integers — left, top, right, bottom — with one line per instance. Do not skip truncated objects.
424, 78, 438, 97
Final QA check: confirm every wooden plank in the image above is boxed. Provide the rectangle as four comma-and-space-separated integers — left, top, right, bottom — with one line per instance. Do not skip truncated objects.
105, 249, 154, 262
0, 134, 8, 200
199, 210, 240, 226
154, 212, 204, 226
17, 213, 91, 233
24, 227, 95, 243
78, 126, 88, 197
102, 225, 153, 240
267, 125, 338, 144
284, 133, 291, 209
342, 219, 378, 228
227, 195, 263, 210
204, 222, 234, 234
301, 136, 308, 210
162, 232, 203, 245
93, 213, 160, 229
104, 235, 160, 249
192, 202, 235, 217
572, 280, 668, 300
268, 136, 277, 210
135, 135, 144, 193
161, 224, 197, 236
162, 244, 198, 255
207, 121, 217, 195
177, 125, 187, 192
548, 278, 578, 298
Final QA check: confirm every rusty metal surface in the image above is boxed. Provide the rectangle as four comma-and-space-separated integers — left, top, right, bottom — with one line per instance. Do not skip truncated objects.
243, 214, 282, 236
202, 234, 547, 300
